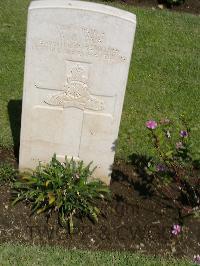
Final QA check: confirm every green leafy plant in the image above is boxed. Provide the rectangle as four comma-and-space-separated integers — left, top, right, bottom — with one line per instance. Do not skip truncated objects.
12, 155, 110, 233
0, 162, 16, 184
145, 116, 200, 217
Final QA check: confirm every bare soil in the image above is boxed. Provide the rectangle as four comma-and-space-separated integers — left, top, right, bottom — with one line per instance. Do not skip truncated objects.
107, 0, 200, 14
0, 148, 199, 258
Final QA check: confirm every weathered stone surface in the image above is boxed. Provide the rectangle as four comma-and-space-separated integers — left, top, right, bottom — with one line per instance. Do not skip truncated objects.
19, 0, 136, 184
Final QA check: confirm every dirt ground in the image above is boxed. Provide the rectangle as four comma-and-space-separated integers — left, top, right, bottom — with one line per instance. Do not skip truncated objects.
0, 148, 199, 258
113, 0, 200, 14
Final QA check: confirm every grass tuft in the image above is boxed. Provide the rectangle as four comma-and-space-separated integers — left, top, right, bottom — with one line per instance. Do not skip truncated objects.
0, 0, 199, 161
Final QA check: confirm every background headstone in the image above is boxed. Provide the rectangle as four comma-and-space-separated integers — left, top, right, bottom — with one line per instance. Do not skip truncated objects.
19, 0, 136, 184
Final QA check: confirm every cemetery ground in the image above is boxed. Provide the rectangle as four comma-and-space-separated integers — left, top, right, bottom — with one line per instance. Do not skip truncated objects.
103, 0, 200, 15
0, 148, 200, 261
0, 0, 200, 265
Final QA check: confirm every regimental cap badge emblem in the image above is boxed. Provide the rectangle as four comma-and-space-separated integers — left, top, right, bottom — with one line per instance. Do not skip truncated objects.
44, 66, 104, 111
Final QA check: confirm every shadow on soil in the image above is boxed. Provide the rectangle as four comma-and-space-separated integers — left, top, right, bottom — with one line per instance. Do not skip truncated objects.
111, 153, 155, 199
7, 99, 22, 162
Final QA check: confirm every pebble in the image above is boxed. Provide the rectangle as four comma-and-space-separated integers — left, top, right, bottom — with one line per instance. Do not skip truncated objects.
158, 4, 164, 9
140, 243, 145, 248
91, 238, 95, 244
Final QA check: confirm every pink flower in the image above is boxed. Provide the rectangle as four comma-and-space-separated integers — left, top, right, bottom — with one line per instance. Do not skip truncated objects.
171, 224, 181, 235
194, 255, 200, 264
146, 120, 157, 129
176, 142, 184, 149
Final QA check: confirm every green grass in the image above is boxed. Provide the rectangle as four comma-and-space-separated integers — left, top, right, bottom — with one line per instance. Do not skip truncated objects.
0, 0, 199, 161
0, 162, 16, 183
0, 243, 194, 266
118, 4, 200, 160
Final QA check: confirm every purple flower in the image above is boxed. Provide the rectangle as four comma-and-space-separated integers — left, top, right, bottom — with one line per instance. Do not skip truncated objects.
171, 224, 181, 235
146, 120, 157, 129
176, 142, 184, 149
156, 164, 166, 172
194, 255, 200, 264
180, 130, 188, 138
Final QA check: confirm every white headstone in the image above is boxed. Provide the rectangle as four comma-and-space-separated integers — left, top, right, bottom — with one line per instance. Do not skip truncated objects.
19, 0, 136, 184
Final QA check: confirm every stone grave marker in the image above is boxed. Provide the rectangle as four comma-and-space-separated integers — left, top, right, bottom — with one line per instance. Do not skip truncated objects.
19, 0, 136, 184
